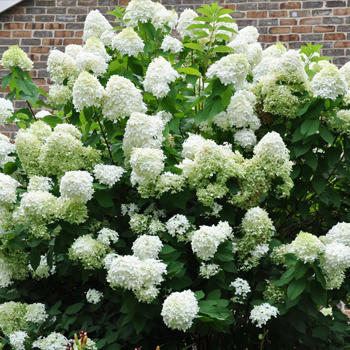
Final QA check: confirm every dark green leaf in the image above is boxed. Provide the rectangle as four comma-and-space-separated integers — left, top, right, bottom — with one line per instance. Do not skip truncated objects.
300, 119, 320, 136
42, 115, 63, 128
1, 72, 13, 91
312, 175, 326, 195
294, 261, 309, 280
310, 280, 327, 306
94, 191, 114, 208
195, 95, 222, 124
30, 249, 41, 271
3, 162, 18, 175
195, 290, 205, 301
319, 123, 334, 144
65, 302, 84, 314
274, 267, 295, 287
304, 152, 317, 170
287, 278, 306, 300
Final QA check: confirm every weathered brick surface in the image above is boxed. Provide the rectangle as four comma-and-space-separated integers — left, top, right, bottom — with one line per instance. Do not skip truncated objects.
0, 0, 350, 138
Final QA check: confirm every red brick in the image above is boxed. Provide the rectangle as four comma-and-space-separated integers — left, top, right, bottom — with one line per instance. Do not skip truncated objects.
300, 17, 322, 25
45, 23, 65, 29
270, 27, 290, 34
334, 8, 350, 15
325, 33, 346, 40
280, 19, 297, 25
280, 2, 301, 9
0, 31, 11, 37
26, 23, 44, 29
222, 4, 235, 10
247, 11, 267, 18
7, 7, 24, 14
269, 10, 288, 17
33, 78, 46, 85
292, 26, 312, 33
12, 31, 32, 37
74, 31, 83, 37
42, 38, 63, 45
279, 34, 300, 41
64, 38, 83, 45
120, 0, 131, 4
259, 35, 277, 43
4, 23, 23, 30
31, 47, 50, 53
55, 30, 73, 37
314, 25, 336, 32
335, 41, 350, 47
29, 54, 40, 62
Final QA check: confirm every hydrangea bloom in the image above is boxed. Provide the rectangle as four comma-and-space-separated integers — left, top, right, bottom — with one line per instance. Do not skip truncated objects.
130, 148, 165, 188
234, 128, 257, 148
152, 3, 178, 31
191, 221, 232, 260
27, 120, 52, 143
1, 45, 33, 70
48, 84, 72, 106
30, 255, 56, 279
143, 56, 179, 98
124, 0, 156, 27
132, 235, 163, 260
250, 303, 279, 327
82, 36, 111, 61
199, 263, 221, 279
68, 235, 107, 269
106, 255, 167, 303
238, 26, 259, 44
47, 49, 76, 84
93, 164, 125, 188
100, 29, 116, 47
0, 98, 14, 125
0, 302, 28, 336
75, 52, 108, 76
97, 228, 119, 246
181, 133, 208, 160
166, 214, 191, 239
311, 63, 347, 100
206, 53, 249, 88
326, 110, 350, 136
83, 9, 113, 41
322, 222, 350, 246
86, 289, 103, 304
123, 112, 165, 162
72, 71, 104, 111
8, 331, 28, 350
231, 278, 251, 302
0, 134, 15, 168
0, 173, 19, 205
32, 332, 68, 350
65, 44, 82, 58
25, 303, 48, 323
177, 9, 198, 39
60, 171, 94, 203
111, 27, 145, 57
155, 172, 186, 197
161, 290, 199, 331
289, 231, 325, 263
102, 75, 146, 121
161, 35, 184, 54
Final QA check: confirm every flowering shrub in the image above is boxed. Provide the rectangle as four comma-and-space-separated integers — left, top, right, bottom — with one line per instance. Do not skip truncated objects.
2, 1, 350, 349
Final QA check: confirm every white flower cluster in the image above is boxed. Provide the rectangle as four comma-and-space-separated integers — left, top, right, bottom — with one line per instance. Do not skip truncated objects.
9, 331, 28, 350
207, 53, 249, 88
83, 9, 113, 41
166, 214, 191, 241
161, 290, 199, 331
47, 49, 77, 84
48, 84, 72, 106
29, 254, 56, 279
103, 75, 146, 121
86, 289, 104, 304
0, 173, 19, 206
1, 45, 33, 70
97, 227, 119, 246
28, 176, 53, 192
250, 303, 279, 328
112, 27, 145, 57
124, 0, 157, 27
231, 278, 251, 303
32, 332, 68, 350
60, 171, 94, 203
311, 63, 347, 100
199, 263, 221, 279
191, 221, 232, 260
132, 235, 163, 260
152, 3, 178, 31
161, 35, 184, 54
0, 97, 14, 126
72, 71, 104, 111
106, 255, 167, 303
0, 134, 15, 168
176, 9, 198, 39
122, 112, 165, 162
93, 164, 125, 188
69, 235, 107, 270
25, 303, 48, 323
234, 128, 257, 148
144, 56, 179, 99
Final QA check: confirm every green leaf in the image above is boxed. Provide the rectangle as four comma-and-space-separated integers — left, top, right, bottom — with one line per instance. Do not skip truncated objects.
294, 261, 309, 280
167, 261, 185, 276
207, 289, 221, 300
199, 301, 232, 321
300, 118, 320, 136
211, 46, 234, 53
195, 95, 222, 124
310, 280, 327, 306
1, 72, 13, 91
217, 16, 235, 23
312, 326, 330, 341
215, 33, 231, 41
294, 142, 312, 158
274, 267, 295, 287
160, 245, 182, 260
218, 8, 235, 16
133, 316, 146, 335
211, 79, 228, 97
41, 115, 63, 128
8, 236, 26, 250
65, 302, 84, 314
184, 43, 204, 52
327, 187, 341, 208
217, 25, 238, 34
3, 162, 18, 175
287, 278, 306, 300
178, 67, 201, 77
195, 290, 205, 301
186, 23, 212, 30
30, 249, 41, 271
312, 175, 326, 195
319, 123, 334, 144
304, 152, 317, 170
94, 191, 114, 207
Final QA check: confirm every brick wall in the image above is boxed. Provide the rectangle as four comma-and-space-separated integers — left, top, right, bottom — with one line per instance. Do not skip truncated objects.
1, 0, 350, 138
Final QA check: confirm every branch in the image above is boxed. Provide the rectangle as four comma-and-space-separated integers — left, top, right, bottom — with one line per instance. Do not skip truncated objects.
95, 112, 115, 165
